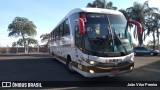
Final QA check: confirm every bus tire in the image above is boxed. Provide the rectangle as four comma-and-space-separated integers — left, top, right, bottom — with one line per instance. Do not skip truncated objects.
51, 52, 55, 61
66, 56, 74, 73
150, 52, 154, 56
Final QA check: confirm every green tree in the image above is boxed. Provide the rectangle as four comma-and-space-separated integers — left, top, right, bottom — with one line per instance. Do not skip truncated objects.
12, 42, 17, 47
40, 33, 50, 45
17, 38, 38, 47
147, 39, 159, 49
26, 38, 38, 46
8, 17, 37, 53
153, 13, 160, 50
17, 38, 25, 46
86, 0, 117, 10
17, 38, 38, 52
125, 1, 159, 45
145, 12, 160, 49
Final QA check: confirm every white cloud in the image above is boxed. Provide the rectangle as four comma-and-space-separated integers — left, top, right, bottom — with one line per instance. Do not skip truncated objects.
148, 0, 160, 8
138, 0, 160, 9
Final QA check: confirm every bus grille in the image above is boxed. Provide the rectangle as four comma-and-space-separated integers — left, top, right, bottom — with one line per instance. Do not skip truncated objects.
96, 61, 132, 68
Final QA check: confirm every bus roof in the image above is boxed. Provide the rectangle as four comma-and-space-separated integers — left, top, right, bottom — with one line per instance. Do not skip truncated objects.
68, 8, 123, 16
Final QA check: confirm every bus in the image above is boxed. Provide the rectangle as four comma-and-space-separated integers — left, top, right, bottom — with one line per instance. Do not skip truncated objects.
49, 8, 142, 77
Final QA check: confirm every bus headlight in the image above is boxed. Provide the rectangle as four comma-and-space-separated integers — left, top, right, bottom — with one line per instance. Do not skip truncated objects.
89, 61, 95, 65
130, 54, 134, 61
130, 66, 133, 70
89, 70, 95, 74
86, 60, 98, 65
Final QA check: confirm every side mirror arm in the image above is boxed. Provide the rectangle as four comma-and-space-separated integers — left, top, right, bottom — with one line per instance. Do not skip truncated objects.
78, 18, 85, 34
128, 20, 142, 35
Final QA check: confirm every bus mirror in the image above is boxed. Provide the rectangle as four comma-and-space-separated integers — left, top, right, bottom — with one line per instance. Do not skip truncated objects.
128, 20, 142, 35
128, 20, 142, 47
78, 18, 85, 34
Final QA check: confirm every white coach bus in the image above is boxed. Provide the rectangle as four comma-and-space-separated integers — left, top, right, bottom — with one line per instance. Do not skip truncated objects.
49, 8, 142, 77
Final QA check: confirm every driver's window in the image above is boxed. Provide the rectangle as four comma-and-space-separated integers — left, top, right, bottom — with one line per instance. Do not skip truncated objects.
75, 25, 83, 50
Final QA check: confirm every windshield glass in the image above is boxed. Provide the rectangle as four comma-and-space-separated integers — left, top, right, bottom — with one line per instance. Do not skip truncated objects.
84, 13, 132, 56
108, 14, 132, 53
85, 13, 113, 53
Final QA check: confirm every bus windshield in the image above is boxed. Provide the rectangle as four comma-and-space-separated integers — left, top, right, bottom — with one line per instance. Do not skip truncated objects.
84, 13, 132, 56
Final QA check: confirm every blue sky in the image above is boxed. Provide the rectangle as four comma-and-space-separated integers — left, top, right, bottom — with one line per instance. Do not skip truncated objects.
0, 0, 159, 47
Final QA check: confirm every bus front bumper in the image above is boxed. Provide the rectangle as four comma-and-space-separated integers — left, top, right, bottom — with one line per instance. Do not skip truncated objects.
83, 62, 134, 77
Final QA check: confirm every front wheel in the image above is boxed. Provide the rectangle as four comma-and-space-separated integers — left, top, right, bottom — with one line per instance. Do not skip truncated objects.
51, 52, 55, 61
66, 57, 74, 72
134, 52, 137, 56
150, 52, 154, 56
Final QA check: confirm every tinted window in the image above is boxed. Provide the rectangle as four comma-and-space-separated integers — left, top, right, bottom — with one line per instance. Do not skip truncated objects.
75, 25, 83, 50
64, 19, 70, 35
53, 31, 55, 40
69, 12, 79, 36
55, 28, 59, 39
50, 32, 52, 41
60, 23, 63, 37
108, 14, 126, 24
52, 31, 54, 40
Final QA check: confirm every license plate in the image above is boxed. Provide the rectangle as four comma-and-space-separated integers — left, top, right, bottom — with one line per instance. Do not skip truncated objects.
111, 70, 119, 74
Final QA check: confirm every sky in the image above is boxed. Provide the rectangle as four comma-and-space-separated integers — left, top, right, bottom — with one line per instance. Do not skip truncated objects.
0, 0, 160, 47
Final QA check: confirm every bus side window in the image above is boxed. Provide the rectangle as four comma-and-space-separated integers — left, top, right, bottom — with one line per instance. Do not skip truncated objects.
75, 25, 83, 50
50, 32, 52, 41
58, 27, 60, 39
53, 30, 55, 41
55, 28, 58, 40
64, 19, 70, 36
60, 23, 63, 37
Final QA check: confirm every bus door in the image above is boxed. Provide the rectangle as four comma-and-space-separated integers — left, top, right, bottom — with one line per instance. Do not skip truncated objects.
75, 25, 84, 70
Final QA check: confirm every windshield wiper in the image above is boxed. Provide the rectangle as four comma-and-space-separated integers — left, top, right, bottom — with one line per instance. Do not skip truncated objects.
112, 28, 128, 54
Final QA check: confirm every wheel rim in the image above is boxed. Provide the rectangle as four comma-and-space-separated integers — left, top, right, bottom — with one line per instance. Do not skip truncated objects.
150, 53, 154, 56
68, 62, 74, 71
134, 52, 136, 55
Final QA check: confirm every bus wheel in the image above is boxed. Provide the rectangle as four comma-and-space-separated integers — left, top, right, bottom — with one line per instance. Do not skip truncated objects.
66, 57, 74, 72
150, 52, 154, 56
52, 52, 55, 61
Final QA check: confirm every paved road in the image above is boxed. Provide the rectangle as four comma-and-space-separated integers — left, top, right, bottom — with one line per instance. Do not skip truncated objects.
0, 54, 159, 89
0, 54, 159, 81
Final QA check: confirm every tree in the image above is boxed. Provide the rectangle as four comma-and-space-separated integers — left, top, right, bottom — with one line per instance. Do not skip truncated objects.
86, 0, 117, 10
153, 12, 160, 49
17, 38, 38, 53
40, 33, 50, 45
145, 12, 160, 49
120, 1, 158, 45
17, 38, 25, 46
147, 39, 159, 49
26, 38, 38, 46
8, 17, 37, 53
12, 42, 17, 47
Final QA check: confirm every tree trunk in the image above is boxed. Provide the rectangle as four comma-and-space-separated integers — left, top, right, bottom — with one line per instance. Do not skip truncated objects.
138, 27, 144, 46
21, 34, 27, 54
157, 29, 159, 50
153, 32, 156, 50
